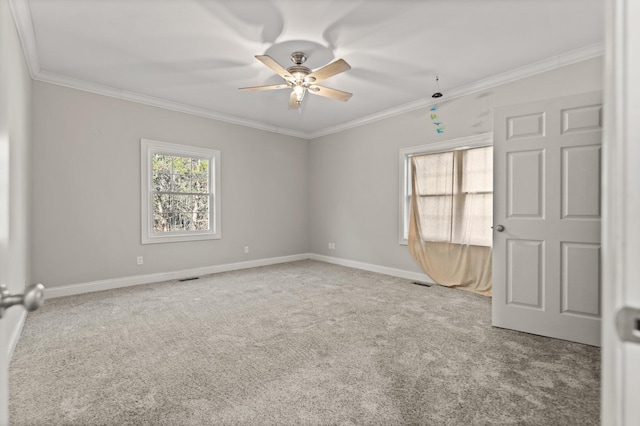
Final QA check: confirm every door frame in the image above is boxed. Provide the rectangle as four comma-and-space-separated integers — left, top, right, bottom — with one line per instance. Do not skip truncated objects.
602, 0, 640, 424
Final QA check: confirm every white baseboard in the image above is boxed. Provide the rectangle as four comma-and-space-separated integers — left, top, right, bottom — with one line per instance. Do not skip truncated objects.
45, 253, 310, 299
44, 253, 432, 299
308, 253, 434, 284
7, 310, 27, 361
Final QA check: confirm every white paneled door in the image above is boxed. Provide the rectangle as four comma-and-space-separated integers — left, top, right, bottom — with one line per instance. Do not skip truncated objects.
492, 91, 602, 347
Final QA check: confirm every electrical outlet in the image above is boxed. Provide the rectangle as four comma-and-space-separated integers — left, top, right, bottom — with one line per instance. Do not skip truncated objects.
328, 243, 336, 250
136, 256, 144, 265
328, 242, 332, 249
244, 246, 249, 254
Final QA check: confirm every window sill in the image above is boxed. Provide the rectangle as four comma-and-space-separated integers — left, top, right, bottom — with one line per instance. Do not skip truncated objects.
142, 232, 221, 245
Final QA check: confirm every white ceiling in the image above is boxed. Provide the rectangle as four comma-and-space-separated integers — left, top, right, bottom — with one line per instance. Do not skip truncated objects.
12, 0, 604, 138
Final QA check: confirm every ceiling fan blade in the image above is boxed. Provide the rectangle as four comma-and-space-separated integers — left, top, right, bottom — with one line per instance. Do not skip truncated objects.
308, 85, 353, 102
239, 84, 290, 92
307, 59, 351, 83
255, 55, 293, 81
288, 91, 300, 109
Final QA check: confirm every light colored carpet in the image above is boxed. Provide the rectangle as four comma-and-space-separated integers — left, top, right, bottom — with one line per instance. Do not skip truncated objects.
10, 260, 600, 425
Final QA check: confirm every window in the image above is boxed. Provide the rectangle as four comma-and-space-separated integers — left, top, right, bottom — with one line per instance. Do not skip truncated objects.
141, 139, 221, 244
399, 133, 492, 245
456, 146, 493, 246
412, 151, 455, 242
412, 146, 493, 246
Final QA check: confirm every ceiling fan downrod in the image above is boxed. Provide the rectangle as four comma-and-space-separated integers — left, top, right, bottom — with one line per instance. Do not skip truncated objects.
290, 51, 307, 65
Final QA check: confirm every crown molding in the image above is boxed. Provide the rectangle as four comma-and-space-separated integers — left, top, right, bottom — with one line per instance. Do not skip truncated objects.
8, 0, 40, 76
32, 71, 309, 139
10, 0, 603, 141
307, 42, 605, 139
32, 42, 604, 141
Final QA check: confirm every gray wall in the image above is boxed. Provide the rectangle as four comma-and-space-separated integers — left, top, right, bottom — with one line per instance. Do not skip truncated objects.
308, 57, 604, 274
31, 82, 309, 287
31, 56, 604, 288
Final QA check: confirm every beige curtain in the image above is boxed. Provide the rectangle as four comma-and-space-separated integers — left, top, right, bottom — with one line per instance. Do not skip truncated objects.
408, 147, 493, 296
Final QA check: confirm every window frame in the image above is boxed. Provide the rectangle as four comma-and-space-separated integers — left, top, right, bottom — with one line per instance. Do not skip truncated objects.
141, 138, 221, 244
398, 133, 493, 245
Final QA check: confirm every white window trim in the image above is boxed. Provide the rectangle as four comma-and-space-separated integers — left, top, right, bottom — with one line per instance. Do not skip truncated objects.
141, 139, 221, 244
398, 132, 493, 245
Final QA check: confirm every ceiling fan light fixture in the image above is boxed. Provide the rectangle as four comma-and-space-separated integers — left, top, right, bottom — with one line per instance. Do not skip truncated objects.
293, 85, 306, 102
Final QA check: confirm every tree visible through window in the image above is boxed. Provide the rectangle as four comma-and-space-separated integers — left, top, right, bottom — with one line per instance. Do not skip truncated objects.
153, 154, 210, 233
141, 139, 221, 244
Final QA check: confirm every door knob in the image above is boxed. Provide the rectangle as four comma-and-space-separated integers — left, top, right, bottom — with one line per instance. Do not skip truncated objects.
493, 225, 505, 232
0, 283, 45, 318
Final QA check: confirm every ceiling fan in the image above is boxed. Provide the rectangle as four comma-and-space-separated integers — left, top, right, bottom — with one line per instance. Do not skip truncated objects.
240, 51, 352, 109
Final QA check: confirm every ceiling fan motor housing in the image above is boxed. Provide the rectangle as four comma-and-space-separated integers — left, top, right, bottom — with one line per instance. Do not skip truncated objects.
287, 65, 313, 83
287, 52, 314, 83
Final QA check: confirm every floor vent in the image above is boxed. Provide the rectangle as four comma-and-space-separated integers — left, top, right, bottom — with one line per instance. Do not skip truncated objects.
178, 277, 199, 282
412, 281, 432, 288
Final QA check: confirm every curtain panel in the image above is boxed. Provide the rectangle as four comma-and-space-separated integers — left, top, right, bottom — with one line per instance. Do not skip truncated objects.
408, 147, 493, 296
